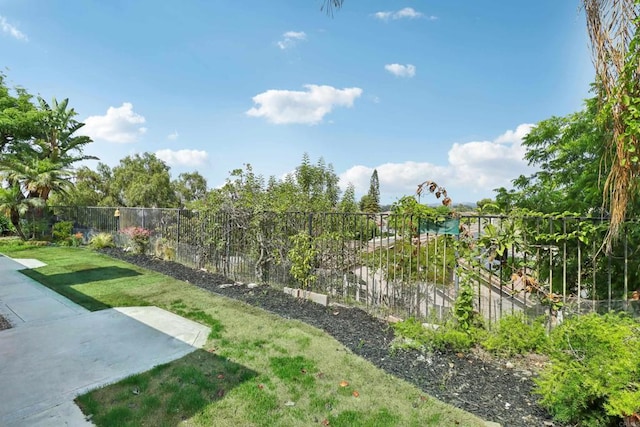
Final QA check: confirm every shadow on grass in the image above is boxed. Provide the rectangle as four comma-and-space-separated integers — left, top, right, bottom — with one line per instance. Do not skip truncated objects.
21, 267, 142, 311
75, 349, 258, 427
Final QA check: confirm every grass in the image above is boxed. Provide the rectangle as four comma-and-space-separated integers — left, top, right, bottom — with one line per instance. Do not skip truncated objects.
0, 238, 487, 427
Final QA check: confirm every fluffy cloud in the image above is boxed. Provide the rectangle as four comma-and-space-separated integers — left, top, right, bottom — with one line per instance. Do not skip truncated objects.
0, 15, 28, 41
81, 103, 147, 143
384, 63, 416, 78
246, 84, 363, 125
373, 8, 435, 21
277, 31, 307, 50
340, 124, 536, 202
156, 149, 209, 167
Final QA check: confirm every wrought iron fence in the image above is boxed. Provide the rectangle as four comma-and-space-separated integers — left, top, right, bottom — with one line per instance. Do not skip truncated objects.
51, 206, 640, 324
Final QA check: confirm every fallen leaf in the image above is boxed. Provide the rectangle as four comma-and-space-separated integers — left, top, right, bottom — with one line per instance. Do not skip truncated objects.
217, 374, 225, 379
321, 419, 330, 426
258, 384, 264, 389
420, 395, 428, 401
352, 391, 359, 398
339, 380, 349, 387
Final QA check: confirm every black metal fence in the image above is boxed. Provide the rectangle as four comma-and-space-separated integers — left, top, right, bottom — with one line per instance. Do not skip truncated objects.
52, 206, 640, 324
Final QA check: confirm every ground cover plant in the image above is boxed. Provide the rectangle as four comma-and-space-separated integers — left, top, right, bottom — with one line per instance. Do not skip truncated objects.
0, 239, 487, 427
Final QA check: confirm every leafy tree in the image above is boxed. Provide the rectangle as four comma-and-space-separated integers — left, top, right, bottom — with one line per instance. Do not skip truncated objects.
49, 165, 113, 207
173, 172, 208, 207
338, 184, 358, 213
494, 97, 608, 215
0, 73, 41, 154
110, 153, 178, 207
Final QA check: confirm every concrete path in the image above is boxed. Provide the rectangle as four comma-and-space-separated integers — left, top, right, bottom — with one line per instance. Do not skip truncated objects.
0, 254, 210, 426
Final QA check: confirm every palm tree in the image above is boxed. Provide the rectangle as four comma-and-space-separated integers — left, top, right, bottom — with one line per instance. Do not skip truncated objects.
583, 0, 640, 249
0, 184, 41, 240
35, 97, 96, 165
321, 0, 344, 15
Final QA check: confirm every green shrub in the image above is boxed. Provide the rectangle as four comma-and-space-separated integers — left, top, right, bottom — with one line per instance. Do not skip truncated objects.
0, 214, 14, 235
482, 314, 549, 357
52, 221, 74, 242
392, 317, 481, 353
154, 238, 175, 261
535, 312, 640, 426
121, 227, 151, 254
89, 233, 114, 249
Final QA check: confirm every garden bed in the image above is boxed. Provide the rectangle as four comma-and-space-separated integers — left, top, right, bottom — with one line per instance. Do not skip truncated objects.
99, 248, 556, 427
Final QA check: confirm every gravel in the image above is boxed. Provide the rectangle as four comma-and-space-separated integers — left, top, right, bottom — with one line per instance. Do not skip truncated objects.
100, 248, 557, 427
0, 314, 11, 331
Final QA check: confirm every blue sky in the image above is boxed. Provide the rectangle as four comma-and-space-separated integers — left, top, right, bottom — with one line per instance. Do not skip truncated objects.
1, 0, 593, 204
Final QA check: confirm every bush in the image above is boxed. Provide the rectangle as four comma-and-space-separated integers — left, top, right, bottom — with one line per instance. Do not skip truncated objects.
0, 215, 14, 235
121, 227, 151, 254
482, 314, 549, 357
153, 238, 175, 261
89, 233, 115, 249
535, 312, 640, 426
52, 221, 74, 242
392, 317, 481, 353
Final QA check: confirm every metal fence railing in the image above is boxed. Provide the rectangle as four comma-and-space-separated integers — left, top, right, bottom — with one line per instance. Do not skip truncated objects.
51, 206, 640, 324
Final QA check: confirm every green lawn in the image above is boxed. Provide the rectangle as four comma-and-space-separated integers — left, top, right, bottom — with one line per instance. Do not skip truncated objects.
0, 239, 487, 427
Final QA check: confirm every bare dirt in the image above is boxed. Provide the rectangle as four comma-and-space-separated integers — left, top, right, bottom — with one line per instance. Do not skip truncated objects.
100, 248, 557, 427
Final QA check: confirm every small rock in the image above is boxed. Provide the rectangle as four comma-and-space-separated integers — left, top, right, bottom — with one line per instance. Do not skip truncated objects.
505, 361, 515, 369
505, 402, 511, 409
521, 370, 533, 377
285, 401, 296, 407
219, 283, 235, 289
247, 283, 259, 289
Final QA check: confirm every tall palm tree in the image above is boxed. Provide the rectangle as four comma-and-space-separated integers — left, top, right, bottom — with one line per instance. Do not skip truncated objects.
35, 97, 96, 165
583, 0, 640, 249
321, 0, 344, 15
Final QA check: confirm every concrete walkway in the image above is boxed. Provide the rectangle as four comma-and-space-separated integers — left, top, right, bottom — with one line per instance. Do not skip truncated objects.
0, 255, 210, 426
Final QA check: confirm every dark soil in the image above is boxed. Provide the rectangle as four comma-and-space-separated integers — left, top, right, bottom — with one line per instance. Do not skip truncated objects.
100, 248, 556, 427
0, 314, 11, 331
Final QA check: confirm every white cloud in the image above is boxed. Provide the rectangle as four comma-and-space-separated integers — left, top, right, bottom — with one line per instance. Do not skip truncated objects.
277, 30, 307, 50
494, 123, 534, 144
167, 131, 179, 140
156, 149, 209, 167
340, 124, 536, 203
0, 15, 28, 41
81, 103, 147, 143
373, 7, 434, 21
246, 84, 363, 125
385, 63, 416, 78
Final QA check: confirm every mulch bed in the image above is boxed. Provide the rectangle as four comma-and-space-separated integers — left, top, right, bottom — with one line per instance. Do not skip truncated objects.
100, 248, 557, 427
